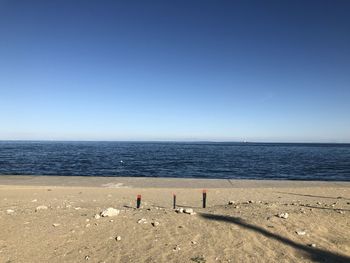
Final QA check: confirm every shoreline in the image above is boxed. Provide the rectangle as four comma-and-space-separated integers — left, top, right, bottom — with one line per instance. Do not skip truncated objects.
1, 175, 350, 188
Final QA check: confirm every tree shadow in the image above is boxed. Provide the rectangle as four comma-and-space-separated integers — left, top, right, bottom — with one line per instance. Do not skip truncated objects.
200, 213, 350, 263
276, 192, 350, 201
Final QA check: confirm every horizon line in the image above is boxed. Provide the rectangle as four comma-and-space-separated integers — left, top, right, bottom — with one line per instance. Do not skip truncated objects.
0, 139, 350, 144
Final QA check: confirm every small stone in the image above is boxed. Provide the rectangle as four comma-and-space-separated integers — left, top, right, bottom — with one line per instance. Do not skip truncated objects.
338, 211, 344, 214
52, 223, 60, 227
31, 199, 37, 202
183, 208, 194, 214
309, 243, 316, 248
85, 255, 90, 260
277, 212, 289, 219
191, 240, 197, 245
74, 207, 82, 210
173, 245, 181, 251
228, 201, 235, 205
316, 202, 322, 205
101, 208, 120, 217
94, 214, 101, 220
175, 208, 184, 213
109, 219, 114, 222
296, 230, 306, 236
137, 218, 147, 224
248, 200, 254, 204
115, 236, 122, 241
35, 205, 48, 211
6, 209, 15, 214
152, 221, 160, 227
86, 219, 90, 222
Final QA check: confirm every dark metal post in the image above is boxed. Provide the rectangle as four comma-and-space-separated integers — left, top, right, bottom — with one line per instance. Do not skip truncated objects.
137, 194, 141, 208
202, 190, 207, 208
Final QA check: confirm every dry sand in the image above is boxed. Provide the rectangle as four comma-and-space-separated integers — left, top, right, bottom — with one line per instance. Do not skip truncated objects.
0, 175, 350, 263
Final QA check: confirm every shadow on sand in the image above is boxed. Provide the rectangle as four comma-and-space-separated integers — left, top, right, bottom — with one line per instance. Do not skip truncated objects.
200, 213, 350, 263
276, 192, 350, 201
299, 204, 350, 212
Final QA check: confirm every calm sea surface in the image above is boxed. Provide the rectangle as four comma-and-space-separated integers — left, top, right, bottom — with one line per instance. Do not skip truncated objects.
0, 141, 349, 181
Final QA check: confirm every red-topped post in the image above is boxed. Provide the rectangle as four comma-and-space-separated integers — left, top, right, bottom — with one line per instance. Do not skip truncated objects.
136, 194, 141, 208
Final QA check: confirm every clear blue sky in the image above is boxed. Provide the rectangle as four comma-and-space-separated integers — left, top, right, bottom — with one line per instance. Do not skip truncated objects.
1, 0, 350, 142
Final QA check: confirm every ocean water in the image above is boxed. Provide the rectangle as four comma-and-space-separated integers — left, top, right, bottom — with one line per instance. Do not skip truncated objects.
0, 141, 349, 181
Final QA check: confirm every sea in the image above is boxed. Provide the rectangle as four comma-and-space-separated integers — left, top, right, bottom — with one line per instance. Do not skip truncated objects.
0, 141, 349, 181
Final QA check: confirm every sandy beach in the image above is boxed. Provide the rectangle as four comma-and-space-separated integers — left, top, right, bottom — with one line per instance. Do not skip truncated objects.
1, 176, 350, 263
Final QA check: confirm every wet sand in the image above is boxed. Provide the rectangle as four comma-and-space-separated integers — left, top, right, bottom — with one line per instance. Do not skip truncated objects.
1, 175, 350, 262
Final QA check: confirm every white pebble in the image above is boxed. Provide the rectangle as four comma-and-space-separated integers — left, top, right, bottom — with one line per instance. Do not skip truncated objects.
94, 214, 101, 220
100, 208, 120, 217
35, 205, 48, 211
6, 209, 15, 214
277, 212, 289, 219
296, 230, 306, 236
137, 218, 147, 224
152, 221, 160, 227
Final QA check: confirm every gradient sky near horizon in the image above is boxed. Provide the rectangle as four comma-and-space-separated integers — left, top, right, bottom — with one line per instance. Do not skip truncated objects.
1, 0, 350, 142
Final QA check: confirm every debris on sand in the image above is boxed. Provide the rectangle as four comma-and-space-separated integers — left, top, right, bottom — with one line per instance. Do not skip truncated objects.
309, 243, 316, 248
100, 208, 120, 217
137, 218, 147, 224
152, 221, 160, 227
183, 208, 196, 215
296, 230, 306, 236
175, 207, 196, 215
35, 205, 48, 212
94, 214, 101, 219
173, 245, 181, 251
277, 212, 289, 219
175, 208, 184, 213
6, 209, 15, 214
